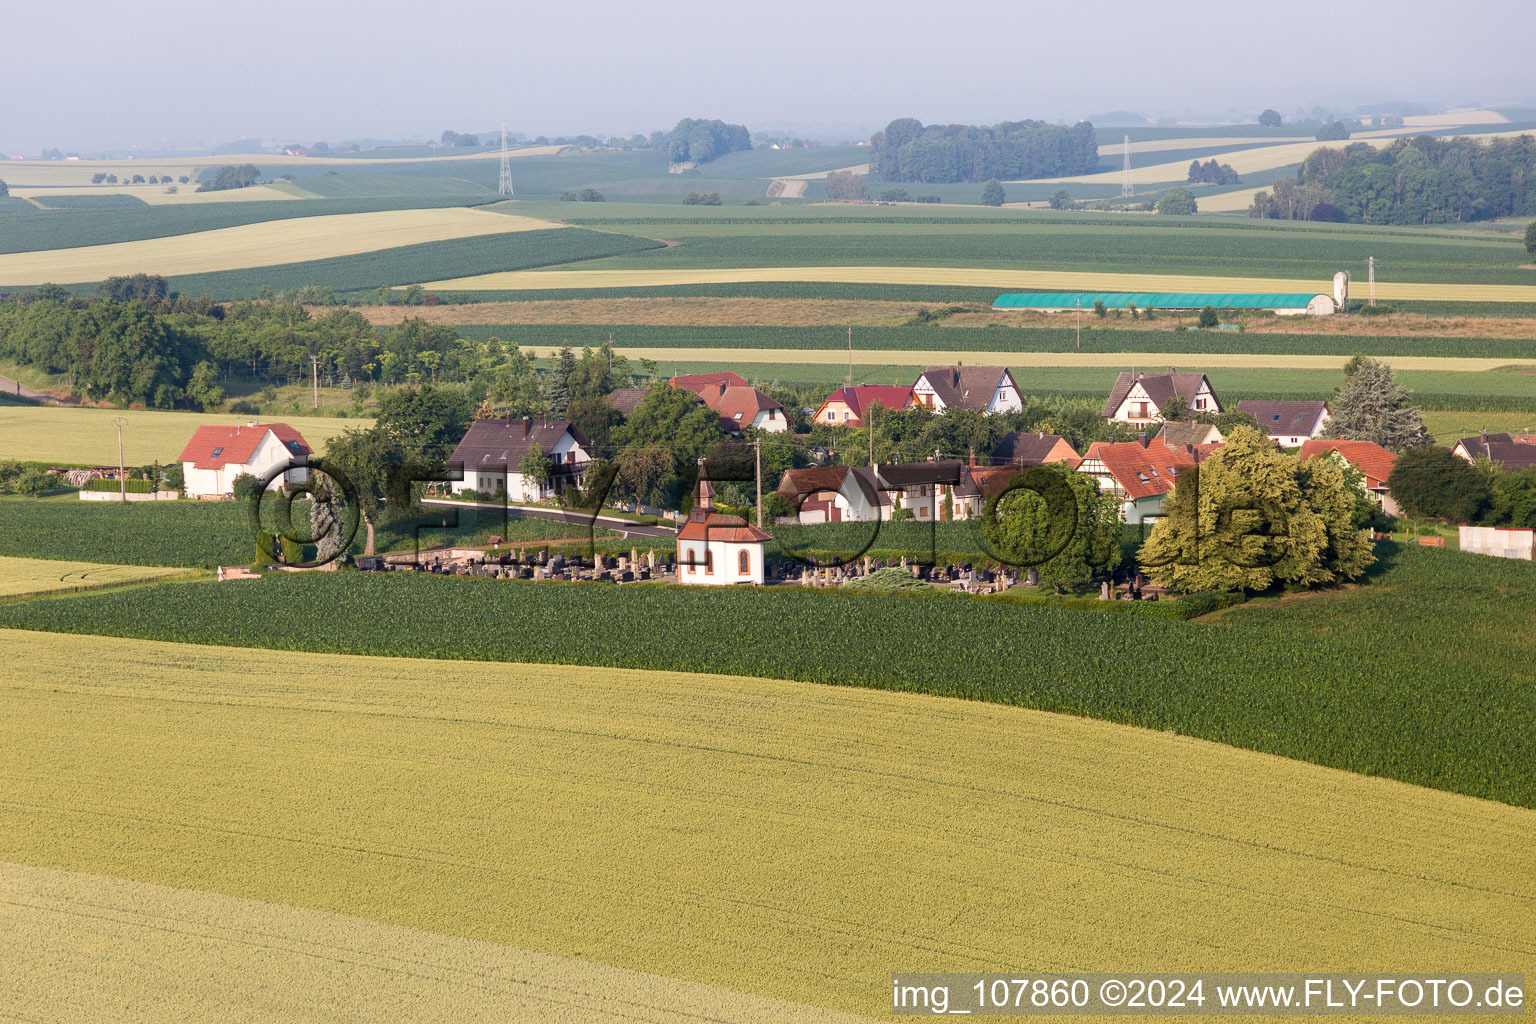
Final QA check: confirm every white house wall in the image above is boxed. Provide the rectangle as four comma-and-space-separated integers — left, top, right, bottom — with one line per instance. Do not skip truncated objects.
677, 538, 764, 585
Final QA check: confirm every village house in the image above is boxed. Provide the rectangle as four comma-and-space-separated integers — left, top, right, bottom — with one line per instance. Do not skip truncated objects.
812, 385, 913, 428
604, 386, 657, 418
1080, 438, 1202, 523
178, 422, 311, 499
1103, 371, 1221, 424
446, 417, 590, 501
670, 372, 788, 433
1236, 400, 1331, 448
991, 431, 1081, 468
877, 460, 969, 521
677, 475, 771, 585
776, 465, 889, 524
1452, 432, 1536, 471
909, 365, 1023, 415
1298, 439, 1400, 515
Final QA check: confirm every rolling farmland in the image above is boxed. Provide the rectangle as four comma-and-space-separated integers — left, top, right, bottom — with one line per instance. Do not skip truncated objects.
0, 406, 371, 465
1, 627, 1531, 1020
0, 208, 563, 285
3, 545, 1533, 806
0, 557, 190, 597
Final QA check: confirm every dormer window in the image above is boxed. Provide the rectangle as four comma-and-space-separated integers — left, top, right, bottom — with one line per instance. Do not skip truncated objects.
210, 447, 223, 458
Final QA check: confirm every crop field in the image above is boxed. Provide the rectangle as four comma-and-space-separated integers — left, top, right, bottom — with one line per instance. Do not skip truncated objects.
0, 208, 564, 286
2, 543, 1532, 804
0, 496, 617, 568
0, 628, 1531, 1020
280, 173, 493, 198
164, 227, 665, 298
0, 406, 371, 465
0, 556, 190, 597
9, 183, 304, 207
429, 267, 1536, 303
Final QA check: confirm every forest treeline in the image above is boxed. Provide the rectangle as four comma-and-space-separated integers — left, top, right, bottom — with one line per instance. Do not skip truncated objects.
870, 118, 1099, 183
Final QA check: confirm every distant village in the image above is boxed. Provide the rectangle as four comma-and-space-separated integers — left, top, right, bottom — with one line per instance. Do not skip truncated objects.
108, 358, 1536, 583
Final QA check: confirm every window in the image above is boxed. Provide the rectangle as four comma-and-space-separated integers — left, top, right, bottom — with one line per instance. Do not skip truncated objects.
738, 550, 750, 575
210, 447, 223, 458
705, 550, 714, 574
685, 549, 697, 573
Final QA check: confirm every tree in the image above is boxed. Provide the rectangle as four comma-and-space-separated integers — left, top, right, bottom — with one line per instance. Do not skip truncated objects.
824, 170, 870, 201
611, 384, 724, 502
878, 187, 911, 202
1526, 220, 1536, 256
320, 426, 414, 556
1157, 188, 1198, 215
1197, 305, 1219, 328
15, 467, 57, 497
519, 443, 553, 497
373, 383, 476, 458
91, 172, 107, 184
1258, 109, 1283, 128
1139, 426, 1374, 593
976, 463, 1119, 591
0, 179, 8, 197
1048, 189, 1076, 210
1315, 121, 1351, 141
186, 360, 224, 411
869, 118, 1097, 183
666, 118, 751, 165
979, 179, 1005, 206
545, 346, 577, 412
1387, 447, 1493, 523
577, 187, 605, 202
1320, 357, 1431, 450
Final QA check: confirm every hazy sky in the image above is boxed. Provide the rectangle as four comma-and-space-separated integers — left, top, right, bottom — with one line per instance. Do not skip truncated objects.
5, 0, 1533, 152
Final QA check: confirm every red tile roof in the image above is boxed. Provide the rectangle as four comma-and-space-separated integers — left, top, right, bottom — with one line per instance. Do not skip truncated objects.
677, 512, 772, 543
816, 385, 913, 423
177, 423, 310, 470
1092, 440, 1198, 500
1298, 439, 1397, 487
670, 372, 748, 393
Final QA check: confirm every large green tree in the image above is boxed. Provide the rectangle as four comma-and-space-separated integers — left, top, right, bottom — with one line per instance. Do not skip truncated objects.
1139, 426, 1374, 593
1157, 188, 1198, 215
1258, 109, 1283, 128
1526, 220, 1536, 255
976, 463, 1119, 590
979, 179, 1006, 206
1320, 357, 1430, 450
1386, 447, 1494, 523
373, 383, 477, 458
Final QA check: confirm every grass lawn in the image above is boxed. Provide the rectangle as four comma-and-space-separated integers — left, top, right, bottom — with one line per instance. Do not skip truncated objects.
1, 627, 1530, 1020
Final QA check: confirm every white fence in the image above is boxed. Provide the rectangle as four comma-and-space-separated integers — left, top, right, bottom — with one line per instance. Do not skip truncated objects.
1458, 526, 1535, 561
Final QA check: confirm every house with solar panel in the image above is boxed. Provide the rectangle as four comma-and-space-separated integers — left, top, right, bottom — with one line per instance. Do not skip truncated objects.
1103, 372, 1222, 425
992, 292, 1337, 316
178, 422, 311, 499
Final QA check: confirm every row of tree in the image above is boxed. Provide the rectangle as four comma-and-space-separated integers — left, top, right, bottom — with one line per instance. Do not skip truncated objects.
1254, 135, 1536, 224
869, 118, 1099, 184
1186, 159, 1238, 185
1389, 448, 1536, 528
196, 164, 262, 192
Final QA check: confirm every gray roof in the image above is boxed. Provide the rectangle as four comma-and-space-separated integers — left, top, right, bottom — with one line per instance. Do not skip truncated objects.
1236, 400, 1329, 438
446, 418, 587, 473
1103, 372, 1217, 418
877, 460, 966, 488
1456, 435, 1536, 470
606, 387, 653, 417
918, 365, 1013, 412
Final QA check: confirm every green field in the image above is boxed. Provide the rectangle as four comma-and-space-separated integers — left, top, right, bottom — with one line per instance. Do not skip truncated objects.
160, 227, 665, 299
0, 498, 622, 569
284, 173, 494, 198
2, 544, 1532, 807
1, 627, 1531, 1021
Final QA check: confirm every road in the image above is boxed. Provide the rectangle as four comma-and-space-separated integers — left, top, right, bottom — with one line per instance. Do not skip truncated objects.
421, 498, 677, 539
0, 374, 59, 404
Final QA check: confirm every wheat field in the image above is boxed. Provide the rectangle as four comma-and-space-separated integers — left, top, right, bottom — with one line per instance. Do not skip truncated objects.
424, 264, 1536, 304
11, 183, 305, 206
0, 209, 565, 286
1, 628, 1531, 1020
0, 557, 189, 597
0, 406, 372, 464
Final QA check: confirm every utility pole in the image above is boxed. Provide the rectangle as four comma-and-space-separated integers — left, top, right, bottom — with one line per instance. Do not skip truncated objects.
113, 416, 127, 503
1121, 135, 1133, 198
846, 325, 853, 385
754, 437, 763, 528
1368, 256, 1376, 307
498, 121, 514, 197
1075, 296, 1081, 349
310, 354, 320, 409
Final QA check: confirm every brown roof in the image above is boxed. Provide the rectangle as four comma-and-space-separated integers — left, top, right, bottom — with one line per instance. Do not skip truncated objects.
605, 387, 653, 417
917, 365, 1013, 412
178, 422, 310, 469
1236, 400, 1329, 439
446, 418, 587, 472
1102, 372, 1217, 418
815, 385, 913, 423
777, 465, 849, 496
1157, 420, 1223, 446
992, 431, 1080, 467
677, 512, 771, 543
878, 460, 965, 489
1298, 439, 1397, 487
669, 371, 748, 392
707, 385, 783, 431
